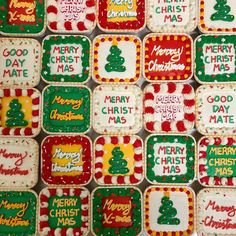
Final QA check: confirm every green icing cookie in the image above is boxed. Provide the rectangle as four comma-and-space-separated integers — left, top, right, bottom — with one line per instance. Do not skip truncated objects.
146, 135, 195, 184
41, 35, 91, 83
42, 85, 91, 134
0, 190, 37, 236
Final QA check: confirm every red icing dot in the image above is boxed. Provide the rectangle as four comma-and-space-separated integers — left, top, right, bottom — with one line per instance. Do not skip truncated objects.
162, 121, 171, 132
167, 82, 176, 93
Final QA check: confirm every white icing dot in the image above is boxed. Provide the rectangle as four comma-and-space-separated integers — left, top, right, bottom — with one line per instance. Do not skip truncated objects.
197, 38, 202, 42
172, 177, 176, 180
198, 71, 202, 75
189, 157, 193, 161
148, 154, 152, 158
153, 138, 157, 142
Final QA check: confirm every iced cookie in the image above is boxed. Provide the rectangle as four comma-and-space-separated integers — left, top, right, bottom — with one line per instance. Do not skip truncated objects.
198, 136, 236, 187
97, 0, 145, 32
92, 187, 142, 236
197, 188, 236, 235
93, 35, 141, 84
39, 187, 90, 236
147, 0, 196, 32
93, 85, 142, 134
195, 34, 236, 84
199, 0, 236, 33
41, 35, 91, 84
94, 135, 143, 185
143, 34, 193, 82
196, 84, 236, 135
146, 134, 196, 185
143, 83, 195, 133
0, 38, 41, 87
0, 0, 45, 36
41, 135, 92, 185
144, 186, 194, 235
0, 88, 41, 137
42, 85, 91, 134
0, 190, 38, 236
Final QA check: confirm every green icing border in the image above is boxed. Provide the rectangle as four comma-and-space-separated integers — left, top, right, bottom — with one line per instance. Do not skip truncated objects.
0, 0, 45, 35
42, 85, 91, 134
0, 191, 37, 236
92, 187, 142, 236
195, 35, 236, 83
146, 135, 195, 184
41, 35, 91, 83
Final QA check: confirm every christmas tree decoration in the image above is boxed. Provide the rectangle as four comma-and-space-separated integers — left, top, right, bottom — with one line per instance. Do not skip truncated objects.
211, 0, 234, 22
6, 99, 28, 127
108, 147, 129, 175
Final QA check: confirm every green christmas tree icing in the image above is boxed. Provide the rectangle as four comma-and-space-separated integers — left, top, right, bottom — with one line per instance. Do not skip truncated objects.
211, 0, 234, 22
108, 147, 129, 175
157, 196, 180, 225
6, 99, 28, 127
105, 44, 126, 72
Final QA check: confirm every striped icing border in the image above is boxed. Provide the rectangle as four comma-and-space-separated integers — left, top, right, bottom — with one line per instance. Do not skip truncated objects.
39, 187, 90, 236
144, 186, 194, 236
198, 136, 236, 187
94, 135, 143, 185
0, 88, 41, 137
143, 82, 195, 133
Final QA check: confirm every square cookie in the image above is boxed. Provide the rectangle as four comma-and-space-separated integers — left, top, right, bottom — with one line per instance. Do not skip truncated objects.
195, 34, 236, 84
199, 0, 236, 33
0, 138, 38, 188
0, 88, 41, 137
0, 190, 38, 235
97, 0, 145, 32
198, 136, 236, 187
92, 187, 142, 236
0, 38, 41, 87
42, 85, 91, 134
94, 135, 143, 185
197, 188, 236, 235
144, 186, 194, 235
0, 0, 45, 36
196, 84, 236, 135
39, 187, 90, 236
147, 0, 196, 32
41, 135, 92, 185
143, 83, 195, 133
41, 35, 91, 84
46, 0, 96, 33
146, 134, 196, 185
93, 35, 141, 84
143, 34, 193, 82
93, 85, 142, 134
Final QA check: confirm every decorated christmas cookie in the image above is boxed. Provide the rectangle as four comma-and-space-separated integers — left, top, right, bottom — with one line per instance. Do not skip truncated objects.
0, 88, 41, 137
143, 83, 195, 133
42, 85, 91, 134
143, 34, 193, 82
92, 187, 142, 236
195, 34, 236, 84
94, 135, 143, 185
144, 186, 194, 235
93, 85, 142, 134
146, 134, 195, 185
198, 136, 236, 187
0, 38, 41, 87
0, 138, 38, 188
147, 0, 196, 32
0, 190, 38, 235
199, 0, 236, 33
93, 35, 141, 84
0, 0, 45, 36
39, 187, 90, 236
196, 85, 236, 135
46, 0, 96, 33
97, 0, 145, 32
41, 135, 92, 185
197, 188, 236, 235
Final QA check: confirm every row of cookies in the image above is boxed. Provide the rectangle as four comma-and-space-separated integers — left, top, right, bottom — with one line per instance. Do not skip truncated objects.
0, 187, 234, 235
1, 0, 236, 35
1, 33, 235, 86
